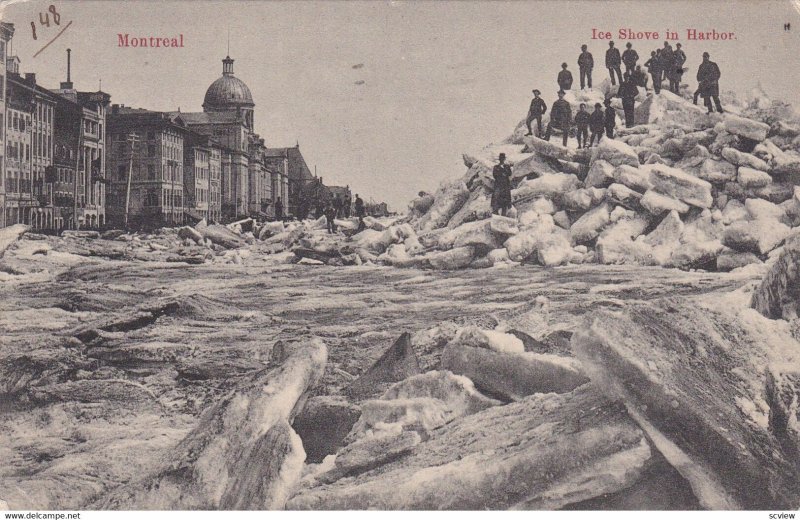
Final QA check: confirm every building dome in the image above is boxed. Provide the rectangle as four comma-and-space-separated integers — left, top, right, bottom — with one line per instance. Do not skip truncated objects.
203, 56, 254, 110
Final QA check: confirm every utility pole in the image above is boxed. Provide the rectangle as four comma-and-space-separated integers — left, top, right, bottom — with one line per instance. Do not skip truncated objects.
72, 119, 83, 230
124, 133, 139, 230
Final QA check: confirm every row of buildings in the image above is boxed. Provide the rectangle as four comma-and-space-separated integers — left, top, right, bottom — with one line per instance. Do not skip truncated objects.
0, 22, 357, 231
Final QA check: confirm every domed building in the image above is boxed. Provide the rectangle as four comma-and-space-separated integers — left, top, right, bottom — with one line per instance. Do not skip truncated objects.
175, 55, 304, 220
202, 56, 255, 130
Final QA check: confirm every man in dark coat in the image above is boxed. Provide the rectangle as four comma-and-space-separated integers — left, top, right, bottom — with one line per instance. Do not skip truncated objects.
578, 44, 594, 89
354, 194, 365, 217
589, 103, 605, 146
644, 50, 662, 94
605, 41, 623, 85
574, 103, 590, 148
697, 51, 723, 113
622, 42, 639, 75
491, 153, 513, 216
557, 63, 573, 92
324, 204, 337, 234
344, 194, 352, 217
525, 89, 548, 137
604, 98, 617, 139
671, 42, 687, 93
660, 41, 675, 92
618, 72, 639, 128
544, 90, 572, 147
275, 197, 283, 219
633, 65, 649, 91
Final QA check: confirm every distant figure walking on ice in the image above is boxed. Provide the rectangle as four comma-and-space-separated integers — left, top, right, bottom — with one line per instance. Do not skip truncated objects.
491, 153, 513, 217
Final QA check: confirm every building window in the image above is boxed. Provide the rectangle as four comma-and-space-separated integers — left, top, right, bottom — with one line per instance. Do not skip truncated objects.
117, 164, 126, 180
148, 164, 155, 180
148, 144, 156, 157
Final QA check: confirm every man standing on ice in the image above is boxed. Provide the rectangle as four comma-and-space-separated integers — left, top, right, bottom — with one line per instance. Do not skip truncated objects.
557, 63, 574, 92
324, 204, 337, 234
696, 51, 723, 113
622, 42, 639, 75
491, 153, 513, 217
618, 72, 639, 128
544, 90, 572, 147
525, 89, 547, 137
589, 102, 605, 146
660, 41, 675, 93
605, 41, 623, 85
671, 43, 687, 93
574, 103, 590, 148
578, 44, 593, 89
644, 50, 662, 94
603, 98, 617, 138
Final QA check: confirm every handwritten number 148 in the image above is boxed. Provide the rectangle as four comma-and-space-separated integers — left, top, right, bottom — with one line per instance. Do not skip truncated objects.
30, 5, 61, 40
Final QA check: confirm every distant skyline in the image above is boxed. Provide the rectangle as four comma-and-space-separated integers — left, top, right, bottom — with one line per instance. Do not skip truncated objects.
0, 0, 798, 211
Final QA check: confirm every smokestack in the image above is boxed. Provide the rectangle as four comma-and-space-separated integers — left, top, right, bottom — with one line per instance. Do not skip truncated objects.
60, 48, 74, 90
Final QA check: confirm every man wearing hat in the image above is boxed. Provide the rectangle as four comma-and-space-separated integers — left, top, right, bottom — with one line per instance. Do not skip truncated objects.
603, 98, 617, 139
491, 153, 513, 217
544, 90, 572, 147
622, 42, 639, 75
671, 43, 687, 93
525, 89, 548, 137
557, 62, 574, 92
605, 41, 623, 85
696, 51, 723, 113
577, 44, 594, 89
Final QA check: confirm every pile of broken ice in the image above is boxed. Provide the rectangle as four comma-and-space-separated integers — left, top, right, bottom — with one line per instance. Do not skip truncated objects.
392, 83, 800, 271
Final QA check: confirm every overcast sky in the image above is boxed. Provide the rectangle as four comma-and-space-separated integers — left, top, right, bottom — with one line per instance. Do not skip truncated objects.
0, 0, 798, 210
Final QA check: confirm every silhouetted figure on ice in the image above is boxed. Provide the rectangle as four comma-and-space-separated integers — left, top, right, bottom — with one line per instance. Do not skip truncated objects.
697, 51, 723, 113
606, 41, 623, 85
604, 98, 617, 139
618, 72, 639, 128
622, 42, 639, 75
578, 44, 594, 89
325, 205, 337, 234
525, 89, 547, 137
660, 41, 675, 90
644, 50, 662, 94
575, 103, 590, 148
544, 90, 572, 147
671, 42, 687, 93
491, 153, 513, 217
589, 103, 605, 146
632, 65, 648, 90
558, 62, 574, 91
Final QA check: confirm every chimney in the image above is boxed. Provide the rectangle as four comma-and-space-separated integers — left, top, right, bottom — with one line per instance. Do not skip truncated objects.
24, 72, 36, 84
60, 48, 73, 89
